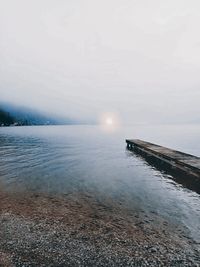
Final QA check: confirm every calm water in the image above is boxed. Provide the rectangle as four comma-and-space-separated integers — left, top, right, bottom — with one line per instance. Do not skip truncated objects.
0, 124, 200, 242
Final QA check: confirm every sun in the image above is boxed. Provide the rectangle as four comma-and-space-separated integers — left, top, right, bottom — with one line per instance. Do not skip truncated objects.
105, 117, 113, 126
99, 112, 120, 132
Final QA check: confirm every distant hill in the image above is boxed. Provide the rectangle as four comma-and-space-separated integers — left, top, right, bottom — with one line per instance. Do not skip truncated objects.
0, 109, 14, 126
0, 102, 76, 126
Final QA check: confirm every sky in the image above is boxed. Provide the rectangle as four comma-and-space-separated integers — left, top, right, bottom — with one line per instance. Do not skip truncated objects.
0, 0, 200, 124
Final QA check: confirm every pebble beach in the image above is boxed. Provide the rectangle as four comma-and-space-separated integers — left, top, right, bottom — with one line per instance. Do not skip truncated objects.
0, 191, 199, 267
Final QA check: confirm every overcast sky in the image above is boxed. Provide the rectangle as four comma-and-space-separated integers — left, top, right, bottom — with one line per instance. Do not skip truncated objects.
0, 0, 200, 124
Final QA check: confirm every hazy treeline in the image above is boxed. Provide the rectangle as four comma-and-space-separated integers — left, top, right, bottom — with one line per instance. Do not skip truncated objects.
0, 109, 14, 126
0, 103, 77, 127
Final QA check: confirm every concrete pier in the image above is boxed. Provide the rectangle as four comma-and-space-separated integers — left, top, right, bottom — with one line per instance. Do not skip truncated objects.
126, 139, 200, 180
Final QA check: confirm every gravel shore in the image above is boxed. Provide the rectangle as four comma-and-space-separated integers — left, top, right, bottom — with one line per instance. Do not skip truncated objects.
0, 191, 199, 266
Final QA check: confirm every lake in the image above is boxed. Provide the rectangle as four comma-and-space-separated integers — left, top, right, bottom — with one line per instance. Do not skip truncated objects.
0, 124, 200, 243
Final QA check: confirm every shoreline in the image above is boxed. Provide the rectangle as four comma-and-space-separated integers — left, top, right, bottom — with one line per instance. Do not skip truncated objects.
0, 191, 199, 266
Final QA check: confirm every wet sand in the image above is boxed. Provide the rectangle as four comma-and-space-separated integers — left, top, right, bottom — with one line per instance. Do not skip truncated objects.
0, 191, 199, 266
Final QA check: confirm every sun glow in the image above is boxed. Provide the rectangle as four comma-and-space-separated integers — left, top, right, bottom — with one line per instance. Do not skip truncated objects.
105, 117, 113, 126
99, 112, 120, 132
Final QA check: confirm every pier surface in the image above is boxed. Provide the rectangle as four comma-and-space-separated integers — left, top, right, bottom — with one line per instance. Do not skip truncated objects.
126, 139, 200, 179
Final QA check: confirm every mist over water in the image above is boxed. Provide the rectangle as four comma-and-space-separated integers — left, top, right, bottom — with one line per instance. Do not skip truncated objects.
0, 124, 200, 242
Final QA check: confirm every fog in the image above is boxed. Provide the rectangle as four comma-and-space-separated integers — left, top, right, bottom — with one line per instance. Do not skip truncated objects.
0, 0, 200, 124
